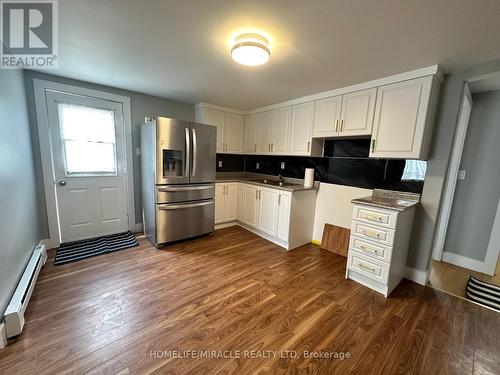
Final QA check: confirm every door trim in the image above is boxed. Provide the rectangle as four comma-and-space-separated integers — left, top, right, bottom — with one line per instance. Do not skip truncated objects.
432, 83, 472, 263
33, 78, 135, 248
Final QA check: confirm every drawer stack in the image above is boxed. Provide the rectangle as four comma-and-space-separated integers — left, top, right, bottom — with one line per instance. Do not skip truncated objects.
346, 203, 415, 297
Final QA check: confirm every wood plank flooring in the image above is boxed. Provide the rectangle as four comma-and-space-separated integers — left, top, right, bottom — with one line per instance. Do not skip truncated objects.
0, 226, 498, 374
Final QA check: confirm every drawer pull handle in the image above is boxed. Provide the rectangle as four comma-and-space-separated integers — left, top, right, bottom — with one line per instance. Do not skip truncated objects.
359, 245, 379, 256
362, 230, 381, 239
358, 263, 376, 273
363, 214, 383, 222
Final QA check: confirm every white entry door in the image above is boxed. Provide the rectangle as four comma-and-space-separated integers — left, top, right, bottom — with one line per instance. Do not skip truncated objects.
45, 91, 129, 243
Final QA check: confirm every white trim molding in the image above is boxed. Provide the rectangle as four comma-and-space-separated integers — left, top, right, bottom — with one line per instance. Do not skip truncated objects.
432, 83, 472, 261
0, 322, 7, 349
441, 251, 493, 275
404, 267, 428, 286
33, 78, 136, 247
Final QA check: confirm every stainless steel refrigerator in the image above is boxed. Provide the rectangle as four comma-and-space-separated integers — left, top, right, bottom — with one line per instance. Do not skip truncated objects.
140, 116, 216, 247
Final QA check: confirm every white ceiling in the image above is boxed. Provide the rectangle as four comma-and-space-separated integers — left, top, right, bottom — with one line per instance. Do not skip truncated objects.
49, 0, 500, 109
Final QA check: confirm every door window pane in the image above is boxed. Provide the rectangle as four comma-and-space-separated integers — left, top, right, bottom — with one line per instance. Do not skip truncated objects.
58, 103, 117, 174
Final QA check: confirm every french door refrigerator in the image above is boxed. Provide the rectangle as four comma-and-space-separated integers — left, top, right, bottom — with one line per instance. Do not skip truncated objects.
141, 116, 216, 247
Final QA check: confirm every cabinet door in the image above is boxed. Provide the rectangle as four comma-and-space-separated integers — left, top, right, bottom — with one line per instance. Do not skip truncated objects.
214, 183, 225, 224
224, 183, 238, 221
289, 102, 315, 155
272, 107, 291, 154
370, 76, 433, 159
224, 113, 244, 154
242, 184, 259, 228
203, 109, 225, 153
244, 115, 258, 154
339, 88, 376, 137
258, 188, 279, 236
277, 193, 291, 241
237, 184, 244, 221
313, 96, 342, 137
257, 111, 275, 154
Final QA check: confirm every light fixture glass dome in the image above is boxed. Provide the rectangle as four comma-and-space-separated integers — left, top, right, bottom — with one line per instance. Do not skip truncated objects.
231, 33, 270, 66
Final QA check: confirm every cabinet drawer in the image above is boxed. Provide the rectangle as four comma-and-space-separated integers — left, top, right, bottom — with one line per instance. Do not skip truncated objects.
349, 235, 392, 263
352, 205, 397, 229
351, 220, 395, 246
347, 251, 389, 285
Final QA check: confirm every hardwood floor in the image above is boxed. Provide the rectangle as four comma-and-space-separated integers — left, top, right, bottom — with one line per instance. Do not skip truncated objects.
0, 226, 498, 374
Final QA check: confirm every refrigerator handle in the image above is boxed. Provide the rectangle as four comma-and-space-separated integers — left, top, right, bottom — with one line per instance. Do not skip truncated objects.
185, 127, 190, 177
192, 128, 197, 177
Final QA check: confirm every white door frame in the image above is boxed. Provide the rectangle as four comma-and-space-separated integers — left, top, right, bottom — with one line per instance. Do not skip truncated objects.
432, 79, 500, 275
432, 83, 472, 262
33, 78, 135, 248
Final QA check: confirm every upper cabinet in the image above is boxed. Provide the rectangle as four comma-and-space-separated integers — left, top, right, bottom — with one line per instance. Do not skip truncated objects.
244, 106, 293, 155
195, 106, 244, 154
289, 102, 322, 156
196, 65, 442, 160
312, 88, 376, 138
369, 76, 440, 160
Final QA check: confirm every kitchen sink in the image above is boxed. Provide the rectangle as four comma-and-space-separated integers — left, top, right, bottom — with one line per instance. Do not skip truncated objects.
251, 179, 297, 187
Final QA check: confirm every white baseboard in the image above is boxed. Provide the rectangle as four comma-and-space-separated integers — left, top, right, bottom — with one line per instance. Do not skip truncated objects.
441, 251, 491, 275
214, 221, 238, 230
0, 322, 7, 349
404, 266, 428, 286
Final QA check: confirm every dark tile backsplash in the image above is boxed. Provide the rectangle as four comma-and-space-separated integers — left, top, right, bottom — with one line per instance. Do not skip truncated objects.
217, 139, 425, 194
216, 153, 245, 172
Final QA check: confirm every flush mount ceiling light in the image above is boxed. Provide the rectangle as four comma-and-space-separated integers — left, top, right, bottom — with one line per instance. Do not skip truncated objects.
231, 33, 270, 66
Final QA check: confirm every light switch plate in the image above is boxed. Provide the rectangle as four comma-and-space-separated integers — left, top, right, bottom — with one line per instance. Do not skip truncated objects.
218, 161, 222, 168
457, 170, 467, 180
256, 163, 259, 169
281, 162, 285, 169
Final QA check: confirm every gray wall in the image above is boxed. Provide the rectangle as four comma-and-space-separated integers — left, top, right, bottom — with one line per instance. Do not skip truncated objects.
443, 90, 500, 260
407, 59, 500, 271
23, 71, 195, 238
0, 70, 40, 316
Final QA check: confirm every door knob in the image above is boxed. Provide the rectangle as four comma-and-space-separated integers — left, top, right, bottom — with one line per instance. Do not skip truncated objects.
58, 180, 67, 186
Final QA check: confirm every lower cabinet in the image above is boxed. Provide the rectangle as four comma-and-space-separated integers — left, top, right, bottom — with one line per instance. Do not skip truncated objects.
214, 182, 238, 224
218, 182, 316, 250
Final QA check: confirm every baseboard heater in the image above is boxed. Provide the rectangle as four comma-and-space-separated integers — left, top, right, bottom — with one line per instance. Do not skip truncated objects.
4, 244, 47, 338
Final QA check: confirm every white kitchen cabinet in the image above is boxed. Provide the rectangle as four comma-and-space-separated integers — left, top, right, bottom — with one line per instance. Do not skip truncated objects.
224, 113, 244, 153
273, 107, 291, 154
195, 106, 244, 154
258, 188, 279, 236
369, 76, 439, 159
346, 202, 416, 297
257, 111, 275, 154
244, 114, 259, 154
242, 184, 259, 228
312, 95, 342, 137
312, 88, 376, 138
339, 88, 377, 137
289, 102, 323, 156
215, 182, 238, 224
277, 192, 291, 241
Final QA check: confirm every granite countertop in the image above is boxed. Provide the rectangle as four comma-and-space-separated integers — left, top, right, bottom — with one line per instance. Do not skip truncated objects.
215, 173, 318, 192
351, 189, 420, 212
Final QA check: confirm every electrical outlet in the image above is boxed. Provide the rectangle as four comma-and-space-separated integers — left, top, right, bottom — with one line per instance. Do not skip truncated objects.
457, 170, 467, 180
281, 162, 285, 170
218, 161, 222, 168
256, 162, 260, 170
136, 147, 141, 156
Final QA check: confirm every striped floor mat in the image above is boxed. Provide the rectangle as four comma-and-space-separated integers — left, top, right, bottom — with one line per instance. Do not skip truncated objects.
54, 231, 139, 266
466, 276, 500, 311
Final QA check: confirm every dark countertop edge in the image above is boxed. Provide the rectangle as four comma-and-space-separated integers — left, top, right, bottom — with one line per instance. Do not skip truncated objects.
215, 178, 318, 192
